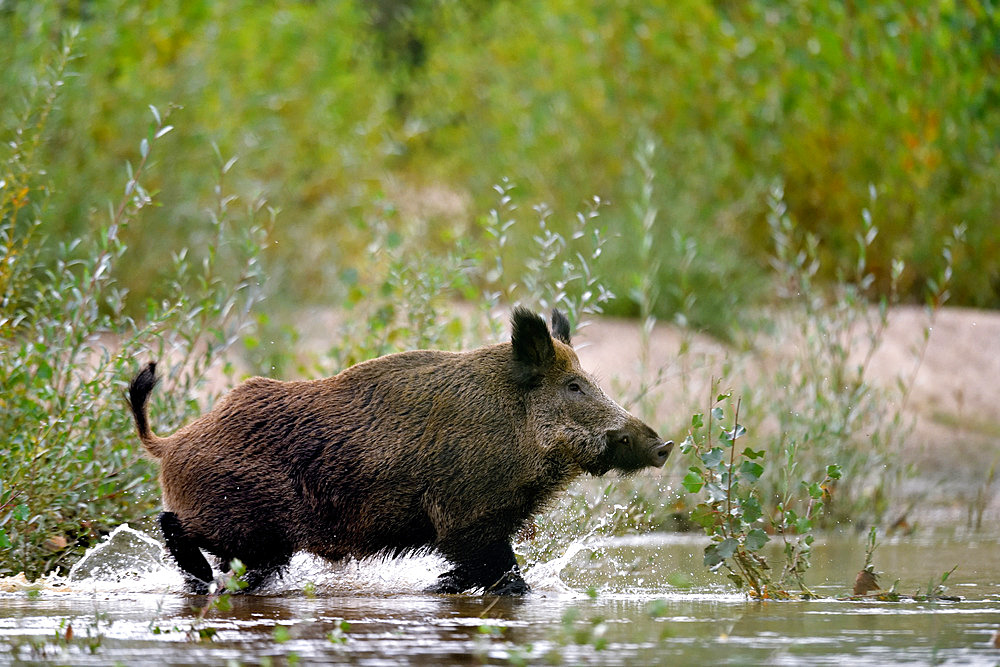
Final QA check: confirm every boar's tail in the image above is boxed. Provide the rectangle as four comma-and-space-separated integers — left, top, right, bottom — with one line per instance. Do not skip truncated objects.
126, 361, 167, 458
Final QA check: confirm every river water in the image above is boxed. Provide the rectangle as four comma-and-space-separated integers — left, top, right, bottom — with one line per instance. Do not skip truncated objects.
2, 524, 999, 665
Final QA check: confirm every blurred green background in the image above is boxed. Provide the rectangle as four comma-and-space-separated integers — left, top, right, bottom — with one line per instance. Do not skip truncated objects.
4, 1, 999, 333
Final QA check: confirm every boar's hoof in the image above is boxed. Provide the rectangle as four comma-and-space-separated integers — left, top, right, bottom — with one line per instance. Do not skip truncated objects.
426, 571, 466, 595
485, 569, 530, 596
427, 567, 529, 596
183, 574, 212, 596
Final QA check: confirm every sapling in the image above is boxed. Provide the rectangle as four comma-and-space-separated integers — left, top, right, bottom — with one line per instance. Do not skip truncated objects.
681, 385, 843, 599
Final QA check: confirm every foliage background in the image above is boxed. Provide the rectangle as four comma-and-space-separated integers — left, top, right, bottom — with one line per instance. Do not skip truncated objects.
3, 1, 997, 334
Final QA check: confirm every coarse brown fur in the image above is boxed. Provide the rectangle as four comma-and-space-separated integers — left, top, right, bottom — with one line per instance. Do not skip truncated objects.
127, 308, 672, 595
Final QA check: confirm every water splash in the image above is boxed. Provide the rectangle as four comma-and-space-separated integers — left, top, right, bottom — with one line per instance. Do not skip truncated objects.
65, 523, 183, 593
31, 524, 447, 596
2, 518, 631, 597
522, 504, 632, 598
522, 540, 591, 598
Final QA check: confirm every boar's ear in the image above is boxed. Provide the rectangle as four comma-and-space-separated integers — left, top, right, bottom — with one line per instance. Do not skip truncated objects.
550, 309, 572, 346
510, 306, 555, 387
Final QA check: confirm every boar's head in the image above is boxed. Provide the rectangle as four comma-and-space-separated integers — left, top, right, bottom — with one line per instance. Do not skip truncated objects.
509, 307, 673, 476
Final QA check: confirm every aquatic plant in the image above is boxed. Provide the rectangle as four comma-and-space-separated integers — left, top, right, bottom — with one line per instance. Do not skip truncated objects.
847, 527, 961, 603
326, 619, 351, 645
679, 390, 842, 599
182, 558, 249, 641
967, 454, 998, 531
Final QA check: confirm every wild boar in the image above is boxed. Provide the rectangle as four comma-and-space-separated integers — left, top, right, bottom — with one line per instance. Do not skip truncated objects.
127, 308, 672, 595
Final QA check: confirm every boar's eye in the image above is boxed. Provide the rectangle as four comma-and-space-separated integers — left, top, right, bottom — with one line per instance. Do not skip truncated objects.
567, 381, 583, 393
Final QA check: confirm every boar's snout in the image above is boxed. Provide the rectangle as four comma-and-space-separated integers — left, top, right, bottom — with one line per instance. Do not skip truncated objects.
651, 439, 674, 467
605, 424, 674, 472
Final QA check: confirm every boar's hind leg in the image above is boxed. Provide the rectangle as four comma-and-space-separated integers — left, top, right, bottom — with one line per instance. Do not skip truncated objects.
429, 540, 528, 596
159, 511, 213, 595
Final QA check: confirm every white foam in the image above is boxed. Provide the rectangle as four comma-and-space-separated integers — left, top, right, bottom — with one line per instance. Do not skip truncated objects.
261, 552, 447, 596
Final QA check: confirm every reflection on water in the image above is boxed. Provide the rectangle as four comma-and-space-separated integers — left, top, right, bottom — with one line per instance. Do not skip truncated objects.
1, 526, 999, 665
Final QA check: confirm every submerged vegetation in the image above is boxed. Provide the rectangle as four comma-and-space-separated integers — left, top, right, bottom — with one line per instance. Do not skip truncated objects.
1, 3, 995, 593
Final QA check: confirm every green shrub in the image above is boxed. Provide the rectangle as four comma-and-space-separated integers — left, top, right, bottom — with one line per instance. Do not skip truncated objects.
0, 32, 267, 579
520, 181, 961, 586
278, 177, 615, 378
679, 391, 843, 599
1, 1, 391, 305
0, 2, 989, 585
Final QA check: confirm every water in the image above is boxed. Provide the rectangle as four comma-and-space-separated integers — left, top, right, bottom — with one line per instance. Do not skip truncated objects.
2, 526, 999, 665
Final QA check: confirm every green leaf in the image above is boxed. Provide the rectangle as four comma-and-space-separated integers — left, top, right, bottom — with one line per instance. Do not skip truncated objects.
705, 483, 728, 503
739, 460, 764, 483
665, 571, 694, 589
826, 464, 842, 480
690, 504, 716, 532
273, 625, 292, 643
742, 447, 765, 460
745, 529, 769, 551
711, 407, 724, 422
229, 558, 246, 576
0, 528, 10, 549
681, 470, 704, 494
13, 504, 29, 522
703, 544, 723, 569
740, 496, 763, 523
700, 447, 724, 469
716, 537, 738, 559
691, 413, 704, 429
647, 599, 669, 617
807, 481, 824, 499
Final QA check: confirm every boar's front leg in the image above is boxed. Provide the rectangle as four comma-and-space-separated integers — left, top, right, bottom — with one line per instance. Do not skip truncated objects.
429, 540, 529, 596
